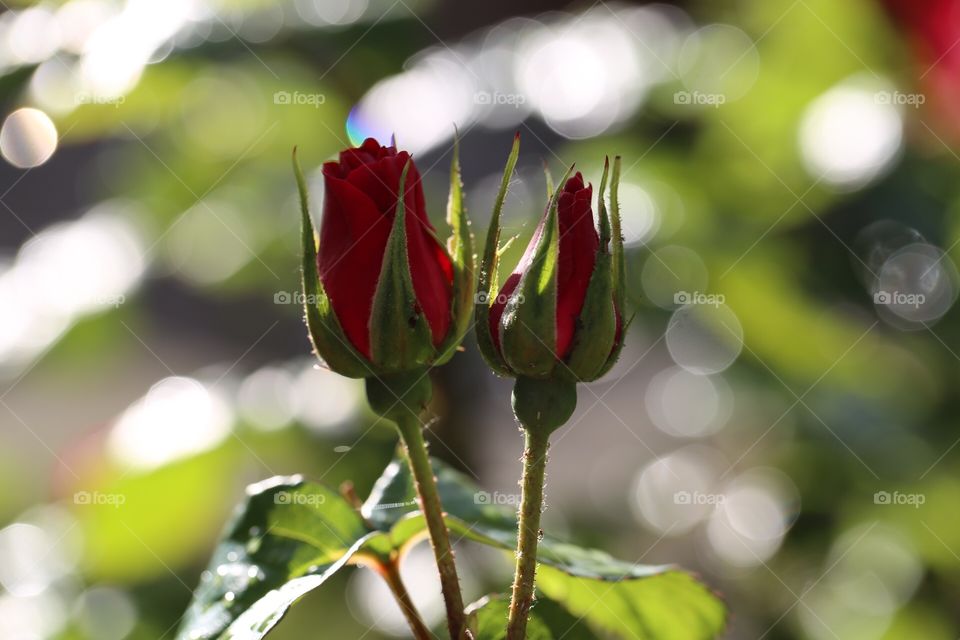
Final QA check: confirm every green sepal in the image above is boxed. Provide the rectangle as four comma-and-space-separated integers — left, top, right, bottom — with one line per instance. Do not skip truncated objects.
564, 157, 618, 382
512, 375, 577, 436
294, 148, 371, 379
594, 155, 627, 379
475, 132, 520, 376
499, 164, 574, 378
597, 156, 612, 248
369, 161, 437, 372
610, 155, 625, 313
542, 160, 554, 202
365, 371, 432, 424
435, 131, 475, 365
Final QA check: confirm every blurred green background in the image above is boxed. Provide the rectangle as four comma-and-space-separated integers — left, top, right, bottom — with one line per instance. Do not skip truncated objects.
1, 0, 959, 638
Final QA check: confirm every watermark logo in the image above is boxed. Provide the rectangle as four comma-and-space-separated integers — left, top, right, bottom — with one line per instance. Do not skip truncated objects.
74, 491, 126, 508
475, 91, 526, 108
674, 90, 726, 108
76, 93, 125, 108
873, 490, 925, 508
874, 91, 925, 108
475, 291, 525, 306
673, 490, 725, 506
474, 490, 521, 506
98, 293, 126, 308
674, 291, 725, 307
874, 290, 925, 308
274, 91, 326, 108
274, 491, 326, 506
274, 291, 321, 305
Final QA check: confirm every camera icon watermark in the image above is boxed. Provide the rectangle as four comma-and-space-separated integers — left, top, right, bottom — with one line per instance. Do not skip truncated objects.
674, 291, 725, 307
475, 291, 525, 306
874, 91, 925, 108
97, 293, 126, 308
274, 291, 320, 305
274, 491, 326, 506
74, 491, 126, 508
474, 91, 526, 108
873, 290, 925, 308
75, 93, 126, 108
273, 91, 326, 108
673, 90, 726, 108
873, 490, 925, 509
474, 490, 521, 506
673, 490, 725, 506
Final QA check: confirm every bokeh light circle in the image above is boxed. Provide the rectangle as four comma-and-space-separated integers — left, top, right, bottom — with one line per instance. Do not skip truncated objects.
678, 24, 759, 102
615, 182, 660, 246
799, 76, 903, 188
666, 303, 743, 374
632, 446, 726, 535
0, 108, 58, 169
852, 220, 926, 288
640, 245, 708, 309
705, 467, 799, 567
645, 367, 732, 438
872, 242, 958, 328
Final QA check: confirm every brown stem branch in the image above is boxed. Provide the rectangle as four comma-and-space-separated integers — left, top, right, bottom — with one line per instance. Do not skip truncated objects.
380, 556, 434, 640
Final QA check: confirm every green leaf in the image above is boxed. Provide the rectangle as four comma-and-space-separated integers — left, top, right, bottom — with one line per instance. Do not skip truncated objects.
177, 476, 374, 640
182, 457, 725, 640
294, 148, 371, 379
476, 132, 521, 376
467, 595, 553, 640
536, 567, 726, 640
520, 597, 598, 639
368, 160, 437, 371
364, 457, 727, 640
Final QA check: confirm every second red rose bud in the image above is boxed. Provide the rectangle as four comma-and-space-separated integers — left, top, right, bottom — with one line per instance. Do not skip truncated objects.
476, 134, 626, 383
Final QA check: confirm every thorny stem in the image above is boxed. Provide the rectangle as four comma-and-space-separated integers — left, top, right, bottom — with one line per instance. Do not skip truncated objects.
505, 427, 551, 640
395, 414, 467, 639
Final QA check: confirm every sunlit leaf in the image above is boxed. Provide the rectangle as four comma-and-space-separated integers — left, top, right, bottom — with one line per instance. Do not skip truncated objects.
176, 476, 374, 640
363, 457, 727, 639
467, 595, 553, 640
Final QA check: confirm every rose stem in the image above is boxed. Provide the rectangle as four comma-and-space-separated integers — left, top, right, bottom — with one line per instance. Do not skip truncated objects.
505, 426, 551, 640
379, 555, 434, 640
396, 414, 467, 639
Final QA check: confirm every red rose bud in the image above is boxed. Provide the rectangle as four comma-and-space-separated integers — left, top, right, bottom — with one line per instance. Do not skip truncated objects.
476, 134, 625, 382
294, 137, 474, 377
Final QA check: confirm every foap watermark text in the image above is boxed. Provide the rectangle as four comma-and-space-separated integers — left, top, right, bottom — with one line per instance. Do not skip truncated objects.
74, 491, 126, 508
274, 91, 326, 108
274, 491, 326, 506
674, 90, 726, 108
674, 291, 725, 307
874, 291, 925, 308
474, 490, 521, 506
674, 490, 725, 506
874, 490, 925, 508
